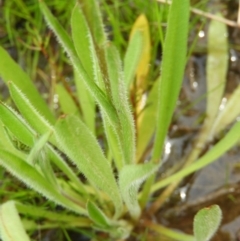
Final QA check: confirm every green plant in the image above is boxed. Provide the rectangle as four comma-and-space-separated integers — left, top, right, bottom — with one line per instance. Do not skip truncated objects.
0, 0, 237, 240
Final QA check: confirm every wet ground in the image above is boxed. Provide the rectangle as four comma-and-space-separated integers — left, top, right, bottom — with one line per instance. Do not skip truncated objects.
154, 2, 240, 238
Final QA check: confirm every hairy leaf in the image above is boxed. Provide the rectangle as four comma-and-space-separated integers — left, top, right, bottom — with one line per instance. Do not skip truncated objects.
194, 205, 222, 241
119, 162, 158, 219
105, 45, 136, 165
54, 114, 123, 218
39, 0, 118, 126
8, 82, 54, 142
0, 150, 87, 215
0, 47, 55, 123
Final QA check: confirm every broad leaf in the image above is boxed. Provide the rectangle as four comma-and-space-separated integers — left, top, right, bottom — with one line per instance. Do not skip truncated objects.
0, 201, 31, 241
194, 205, 222, 241
119, 162, 158, 219
54, 114, 123, 218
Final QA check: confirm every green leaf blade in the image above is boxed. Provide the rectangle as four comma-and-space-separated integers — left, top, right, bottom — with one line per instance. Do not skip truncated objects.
54, 115, 123, 218
0, 150, 87, 215
152, 0, 190, 163
0, 201, 31, 241
194, 205, 222, 241
0, 47, 55, 123
119, 163, 158, 219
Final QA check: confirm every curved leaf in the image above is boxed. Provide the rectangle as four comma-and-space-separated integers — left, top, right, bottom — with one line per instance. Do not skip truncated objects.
0, 47, 55, 123
194, 205, 222, 241
119, 162, 158, 219
0, 201, 31, 241
54, 114, 123, 218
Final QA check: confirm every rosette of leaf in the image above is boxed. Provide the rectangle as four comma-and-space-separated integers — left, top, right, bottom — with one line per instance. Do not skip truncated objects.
0, 0, 192, 240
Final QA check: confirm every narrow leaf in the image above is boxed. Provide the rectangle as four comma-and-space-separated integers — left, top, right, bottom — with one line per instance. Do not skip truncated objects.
130, 14, 151, 91
151, 120, 240, 193
39, 0, 118, 126
136, 80, 159, 161
27, 131, 51, 165
0, 47, 55, 123
210, 84, 240, 138
0, 102, 34, 147
0, 101, 85, 193
8, 82, 55, 143
56, 83, 80, 116
206, 12, 228, 126
152, 0, 189, 163
124, 30, 143, 88
0, 150, 87, 215
71, 5, 96, 132
0, 201, 31, 241
119, 162, 158, 219
54, 115, 123, 218
105, 45, 136, 165
194, 205, 222, 241
87, 201, 111, 228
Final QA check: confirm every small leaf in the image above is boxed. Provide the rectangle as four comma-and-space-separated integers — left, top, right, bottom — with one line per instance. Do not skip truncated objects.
119, 162, 158, 219
87, 201, 111, 228
54, 114, 123, 218
0, 201, 31, 241
194, 205, 222, 241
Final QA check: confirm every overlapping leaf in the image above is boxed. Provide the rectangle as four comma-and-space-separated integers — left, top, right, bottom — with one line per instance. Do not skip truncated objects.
54, 114, 123, 218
